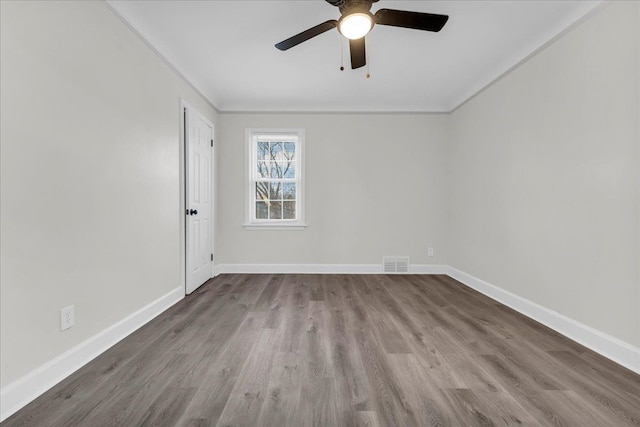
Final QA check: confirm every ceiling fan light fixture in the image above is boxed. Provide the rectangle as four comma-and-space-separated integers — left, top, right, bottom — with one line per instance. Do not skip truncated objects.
338, 12, 373, 40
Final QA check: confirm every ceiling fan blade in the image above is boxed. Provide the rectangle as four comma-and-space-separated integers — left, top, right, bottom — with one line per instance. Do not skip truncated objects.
374, 9, 448, 32
349, 37, 366, 69
275, 20, 338, 51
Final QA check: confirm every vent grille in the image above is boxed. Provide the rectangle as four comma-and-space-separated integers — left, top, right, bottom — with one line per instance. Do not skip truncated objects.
382, 257, 410, 273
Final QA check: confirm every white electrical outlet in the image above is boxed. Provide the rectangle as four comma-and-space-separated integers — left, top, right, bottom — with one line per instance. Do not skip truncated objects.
61, 305, 75, 331
427, 247, 434, 257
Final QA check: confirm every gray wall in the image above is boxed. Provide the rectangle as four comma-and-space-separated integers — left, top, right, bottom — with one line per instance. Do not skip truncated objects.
216, 113, 450, 267
0, 0, 217, 386
448, 1, 640, 346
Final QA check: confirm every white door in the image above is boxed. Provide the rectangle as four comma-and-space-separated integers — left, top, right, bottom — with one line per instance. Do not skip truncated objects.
185, 107, 213, 294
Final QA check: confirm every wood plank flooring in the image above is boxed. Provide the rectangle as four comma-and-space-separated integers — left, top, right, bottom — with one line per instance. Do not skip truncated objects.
3, 274, 640, 426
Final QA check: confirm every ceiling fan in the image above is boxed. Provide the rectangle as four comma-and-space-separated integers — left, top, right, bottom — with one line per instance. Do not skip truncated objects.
275, 0, 449, 70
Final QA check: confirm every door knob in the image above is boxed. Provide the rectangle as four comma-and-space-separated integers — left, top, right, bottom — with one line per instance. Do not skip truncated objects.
190, 209, 198, 215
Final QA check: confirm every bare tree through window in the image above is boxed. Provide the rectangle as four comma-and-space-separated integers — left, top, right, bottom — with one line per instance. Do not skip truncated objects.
255, 141, 296, 220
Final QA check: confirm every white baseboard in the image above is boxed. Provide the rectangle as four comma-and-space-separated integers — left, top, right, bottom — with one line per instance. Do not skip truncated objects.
0, 286, 184, 422
214, 263, 448, 275
213, 264, 223, 277
446, 266, 640, 375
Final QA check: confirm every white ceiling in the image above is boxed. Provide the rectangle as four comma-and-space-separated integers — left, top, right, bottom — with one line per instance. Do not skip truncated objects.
107, 0, 602, 112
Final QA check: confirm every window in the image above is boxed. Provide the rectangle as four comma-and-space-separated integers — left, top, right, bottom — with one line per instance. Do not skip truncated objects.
245, 129, 305, 229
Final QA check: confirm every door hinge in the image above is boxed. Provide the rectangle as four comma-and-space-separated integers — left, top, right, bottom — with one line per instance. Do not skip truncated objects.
210, 254, 213, 261
210, 139, 213, 147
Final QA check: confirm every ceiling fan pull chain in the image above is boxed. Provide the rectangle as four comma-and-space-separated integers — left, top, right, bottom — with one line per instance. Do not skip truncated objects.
365, 35, 371, 78
340, 34, 345, 71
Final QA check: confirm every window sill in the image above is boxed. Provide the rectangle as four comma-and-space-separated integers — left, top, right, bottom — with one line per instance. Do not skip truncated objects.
243, 223, 307, 231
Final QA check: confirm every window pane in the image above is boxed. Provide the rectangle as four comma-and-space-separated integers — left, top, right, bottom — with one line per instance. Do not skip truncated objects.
257, 160, 269, 178
256, 201, 268, 219
283, 142, 295, 159
269, 182, 282, 199
270, 162, 284, 178
257, 142, 269, 160
283, 162, 295, 179
283, 201, 296, 219
269, 142, 283, 160
269, 201, 282, 219
256, 182, 269, 201
283, 183, 296, 200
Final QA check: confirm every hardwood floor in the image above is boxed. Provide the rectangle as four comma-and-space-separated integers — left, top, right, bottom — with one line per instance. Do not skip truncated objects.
3, 274, 640, 426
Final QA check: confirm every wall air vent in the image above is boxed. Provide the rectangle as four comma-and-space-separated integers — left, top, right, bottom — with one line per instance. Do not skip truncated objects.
382, 256, 410, 273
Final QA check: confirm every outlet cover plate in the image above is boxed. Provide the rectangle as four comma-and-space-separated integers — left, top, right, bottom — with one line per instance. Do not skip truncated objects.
61, 305, 75, 331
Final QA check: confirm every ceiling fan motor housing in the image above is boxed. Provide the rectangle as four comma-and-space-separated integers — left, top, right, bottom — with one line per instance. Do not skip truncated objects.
326, 0, 378, 14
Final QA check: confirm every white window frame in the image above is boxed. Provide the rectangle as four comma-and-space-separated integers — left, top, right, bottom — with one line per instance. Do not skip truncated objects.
244, 128, 306, 230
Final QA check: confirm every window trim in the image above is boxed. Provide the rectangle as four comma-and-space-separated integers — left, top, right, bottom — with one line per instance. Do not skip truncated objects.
244, 128, 306, 230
